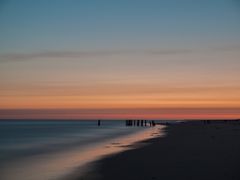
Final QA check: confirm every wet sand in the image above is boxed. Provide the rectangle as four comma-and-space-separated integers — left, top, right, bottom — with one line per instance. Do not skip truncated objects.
79, 121, 240, 180
0, 125, 163, 180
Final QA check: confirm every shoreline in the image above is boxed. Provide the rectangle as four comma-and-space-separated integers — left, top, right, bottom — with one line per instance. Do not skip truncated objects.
62, 125, 165, 180
0, 123, 164, 180
79, 121, 240, 180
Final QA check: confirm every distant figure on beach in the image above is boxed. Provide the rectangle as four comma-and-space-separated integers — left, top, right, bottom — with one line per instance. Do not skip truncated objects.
98, 120, 101, 126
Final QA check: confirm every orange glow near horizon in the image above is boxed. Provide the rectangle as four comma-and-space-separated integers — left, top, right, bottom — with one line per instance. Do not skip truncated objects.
1, 49, 240, 120
0, 84, 240, 119
0, 108, 239, 120
1, 85, 240, 107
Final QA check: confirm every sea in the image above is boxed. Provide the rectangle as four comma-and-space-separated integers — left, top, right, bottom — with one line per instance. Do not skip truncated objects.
0, 120, 165, 180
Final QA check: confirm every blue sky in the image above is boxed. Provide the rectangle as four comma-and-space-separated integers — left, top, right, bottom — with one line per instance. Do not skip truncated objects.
0, 0, 240, 119
1, 0, 240, 53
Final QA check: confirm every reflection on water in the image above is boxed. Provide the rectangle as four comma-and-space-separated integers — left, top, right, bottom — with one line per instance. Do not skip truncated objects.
0, 121, 165, 180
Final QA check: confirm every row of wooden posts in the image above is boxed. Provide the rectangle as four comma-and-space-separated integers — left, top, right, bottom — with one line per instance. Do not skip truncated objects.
97, 120, 156, 126
125, 120, 156, 126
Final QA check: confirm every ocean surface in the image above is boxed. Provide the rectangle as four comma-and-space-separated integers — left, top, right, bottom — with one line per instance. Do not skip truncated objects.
0, 120, 164, 180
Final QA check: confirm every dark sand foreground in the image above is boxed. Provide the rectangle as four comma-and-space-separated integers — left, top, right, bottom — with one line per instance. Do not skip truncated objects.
78, 121, 240, 180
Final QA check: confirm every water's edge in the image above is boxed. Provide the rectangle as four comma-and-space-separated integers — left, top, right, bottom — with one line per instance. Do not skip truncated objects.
0, 120, 165, 180
63, 125, 166, 180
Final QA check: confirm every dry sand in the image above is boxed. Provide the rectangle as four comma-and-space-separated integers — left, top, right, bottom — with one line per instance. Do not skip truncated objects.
78, 121, 240, 180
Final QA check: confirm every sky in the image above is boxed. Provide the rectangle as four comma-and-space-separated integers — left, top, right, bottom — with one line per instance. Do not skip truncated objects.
0, 0, 240, 119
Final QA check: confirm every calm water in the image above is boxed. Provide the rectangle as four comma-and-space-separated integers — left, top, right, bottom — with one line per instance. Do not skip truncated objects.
0, 120, 164, 180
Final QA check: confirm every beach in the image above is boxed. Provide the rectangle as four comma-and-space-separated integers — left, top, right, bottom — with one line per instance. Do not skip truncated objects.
79, 121, 240, 180
0, 120, 163, 180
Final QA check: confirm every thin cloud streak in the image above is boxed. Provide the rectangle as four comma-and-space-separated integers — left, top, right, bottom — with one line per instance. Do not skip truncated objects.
0, 83, 240, 96
0, 108, 239, 120
1, 46, 239, 62
0, 49, 191, 62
